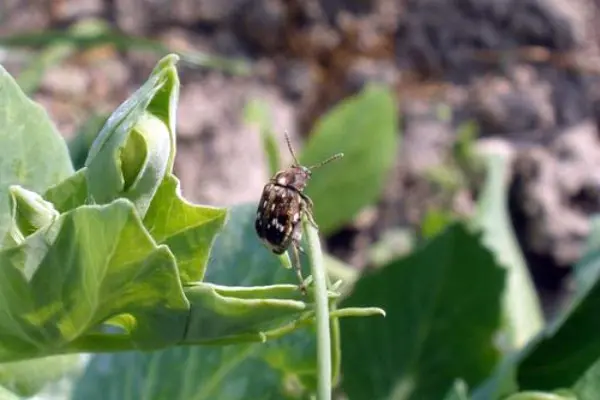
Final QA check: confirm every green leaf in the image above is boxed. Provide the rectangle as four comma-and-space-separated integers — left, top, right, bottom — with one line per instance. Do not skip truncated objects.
84, 54, 179, 218
143, 174, 227, 283
300, 84, 398, 234
71, 204, 323, 399
0, 198, 190, 362
339, 223, 505, 400
516, 268, 600, 390
0, 63, 73, 242
474, 150, 544, 349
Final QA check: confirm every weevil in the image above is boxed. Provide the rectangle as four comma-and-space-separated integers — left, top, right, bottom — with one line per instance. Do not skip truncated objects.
254, 132, 343, 294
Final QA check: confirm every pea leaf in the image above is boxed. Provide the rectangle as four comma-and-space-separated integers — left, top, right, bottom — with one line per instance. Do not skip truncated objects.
143, 174, 226, 283
0, 59, 77, 398
72, 204, 322, 400
84, 54, 179, 218
339, 223, 505, 400
300, 84, 398, 234
0, 198, 190, 362
0, 63, 73, 242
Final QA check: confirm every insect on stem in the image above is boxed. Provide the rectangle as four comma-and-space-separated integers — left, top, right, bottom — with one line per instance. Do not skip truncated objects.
255, 131, 344, 294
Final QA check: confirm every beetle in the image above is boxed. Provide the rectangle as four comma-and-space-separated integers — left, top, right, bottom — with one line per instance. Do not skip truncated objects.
255, 132, 343, 293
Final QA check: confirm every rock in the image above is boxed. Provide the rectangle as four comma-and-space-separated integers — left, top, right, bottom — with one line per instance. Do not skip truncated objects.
469, 66, 555, 135
511, 121, 600, 267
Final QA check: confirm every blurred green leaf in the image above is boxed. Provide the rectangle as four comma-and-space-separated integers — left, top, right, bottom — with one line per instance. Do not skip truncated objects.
476, 240, 600, 397
300, 84, 398, 234
515, 266, 600, 390
244, 98, 281, 176
474, 151, 543, 350
339, 223, 505, 400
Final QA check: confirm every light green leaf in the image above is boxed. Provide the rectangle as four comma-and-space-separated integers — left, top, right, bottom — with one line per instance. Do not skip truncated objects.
300, 84, 398, 234
474, 150, 544, 349
340, 223, 505, 400
0, 63, 73, 242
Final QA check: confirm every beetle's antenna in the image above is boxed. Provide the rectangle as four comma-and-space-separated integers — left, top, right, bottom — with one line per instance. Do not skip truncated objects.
309, 153, 344, 170
284, 131, 300, 166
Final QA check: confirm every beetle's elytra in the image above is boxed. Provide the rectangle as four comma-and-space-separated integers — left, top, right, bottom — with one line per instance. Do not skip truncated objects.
255, 132, 343, 294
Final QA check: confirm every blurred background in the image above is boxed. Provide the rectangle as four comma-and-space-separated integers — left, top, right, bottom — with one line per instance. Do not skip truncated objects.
2, 0, 600, 322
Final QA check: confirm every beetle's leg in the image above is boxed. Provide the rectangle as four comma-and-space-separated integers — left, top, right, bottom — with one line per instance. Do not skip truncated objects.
291, 238, 307, 295
299, 194, 318, 229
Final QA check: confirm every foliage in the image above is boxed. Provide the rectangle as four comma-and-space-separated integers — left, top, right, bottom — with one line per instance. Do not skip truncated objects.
3, 47, 600, 400
0, 54, 379, 398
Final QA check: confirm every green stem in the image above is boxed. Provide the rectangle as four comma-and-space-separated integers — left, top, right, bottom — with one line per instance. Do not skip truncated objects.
303, 217, 331, 400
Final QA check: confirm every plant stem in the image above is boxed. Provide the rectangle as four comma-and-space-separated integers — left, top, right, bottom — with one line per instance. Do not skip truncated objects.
303, 217, 331, 400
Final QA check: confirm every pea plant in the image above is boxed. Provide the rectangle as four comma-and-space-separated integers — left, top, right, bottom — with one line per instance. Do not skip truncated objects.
0, 55, 381, 399
3, 53, 600, 400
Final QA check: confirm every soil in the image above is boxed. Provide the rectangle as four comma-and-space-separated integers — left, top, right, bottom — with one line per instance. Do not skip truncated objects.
4, 0, 600, 317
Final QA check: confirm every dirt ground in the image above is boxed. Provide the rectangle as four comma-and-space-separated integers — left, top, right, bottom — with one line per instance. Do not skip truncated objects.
3, 0, 600, 316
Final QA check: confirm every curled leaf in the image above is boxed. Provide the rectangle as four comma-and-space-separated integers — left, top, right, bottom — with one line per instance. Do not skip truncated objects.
84, 55, 179, 218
